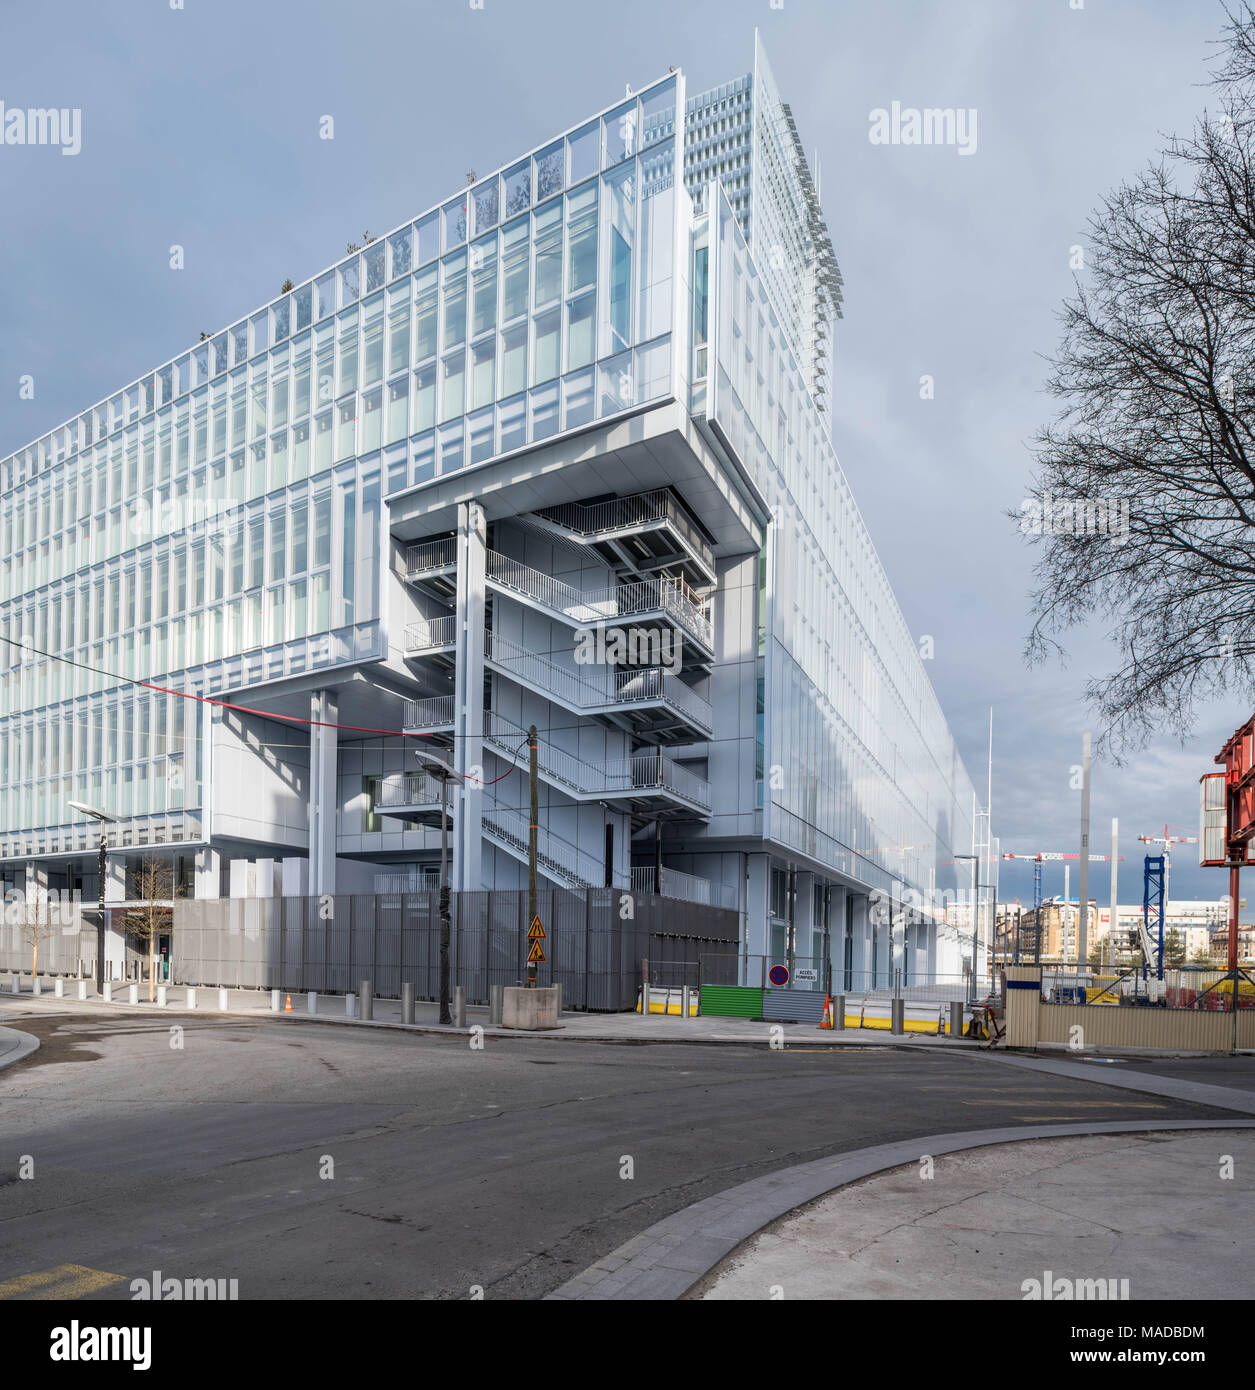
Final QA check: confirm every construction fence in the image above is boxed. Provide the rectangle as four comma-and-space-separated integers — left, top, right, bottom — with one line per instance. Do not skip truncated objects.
171, 887, 738, 1012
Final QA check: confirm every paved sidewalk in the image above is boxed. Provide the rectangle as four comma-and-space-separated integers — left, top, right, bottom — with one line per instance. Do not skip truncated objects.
693, 1128, 1255, 1300
0, 975, 983, 1050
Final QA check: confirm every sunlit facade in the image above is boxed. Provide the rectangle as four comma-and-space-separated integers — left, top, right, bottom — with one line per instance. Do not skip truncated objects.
0, 38, 989, 988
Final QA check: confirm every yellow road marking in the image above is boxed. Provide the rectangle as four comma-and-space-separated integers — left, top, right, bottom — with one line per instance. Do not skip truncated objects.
0, 1263, 128, 1300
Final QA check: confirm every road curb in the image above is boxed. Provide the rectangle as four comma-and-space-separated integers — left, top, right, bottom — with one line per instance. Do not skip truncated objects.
0, 1025, 40, 1072
0, 992, 985, 1051
547, 1118, 1255, 1301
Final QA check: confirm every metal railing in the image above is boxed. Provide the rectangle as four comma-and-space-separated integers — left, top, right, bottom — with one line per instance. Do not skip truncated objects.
374, 868, 443, 894
611, 665, 713, 733
533, 489, 715, 574
403, 614, 457, 653
405, 537, 456, 575
483, 712, 710, 809
481, 806, 609, 889
375, 771, 448, 811
631, 865, 737, 911
401, 694, 455, 730
484, 633, 713, 733
485, 550, 713, 650
618, 750, 711, 809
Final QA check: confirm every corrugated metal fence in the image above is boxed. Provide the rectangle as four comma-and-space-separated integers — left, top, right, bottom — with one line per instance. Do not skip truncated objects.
173, 888, 738, 1011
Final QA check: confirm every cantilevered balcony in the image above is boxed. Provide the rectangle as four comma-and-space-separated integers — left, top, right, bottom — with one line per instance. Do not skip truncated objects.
483, 712, 711, 816
529, 489, 717, 587
485, 550, 714, 661
374, 771, 452, 826
484, 633, 713, 742
403, 614, 457, 663
403, 536, 457, 599
401, 694, 455, 734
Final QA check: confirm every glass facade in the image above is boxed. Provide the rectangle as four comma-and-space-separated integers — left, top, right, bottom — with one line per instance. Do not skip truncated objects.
706, 183, 978, 903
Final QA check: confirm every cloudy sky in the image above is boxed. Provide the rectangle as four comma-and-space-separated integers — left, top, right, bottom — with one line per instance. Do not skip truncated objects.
0, 0, 1244, 908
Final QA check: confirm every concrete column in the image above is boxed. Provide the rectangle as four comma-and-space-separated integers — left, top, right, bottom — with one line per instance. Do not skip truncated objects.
794, 870, 816, 968
194, 847, 222, 900
309, 690, 338, 898
830, 884, 849, 989
849, 891, 871, 985
453, 501, 486, 893
744, 852, 770, 976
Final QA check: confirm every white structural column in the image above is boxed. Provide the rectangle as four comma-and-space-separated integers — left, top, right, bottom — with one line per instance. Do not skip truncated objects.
194, 848, 221, 899
454, 501, 486, 892
849, 890, 871, 985
745, 852, 770, 981
309, 690, 338, 897
830, 883, 849, 989
794, 870, 815, 966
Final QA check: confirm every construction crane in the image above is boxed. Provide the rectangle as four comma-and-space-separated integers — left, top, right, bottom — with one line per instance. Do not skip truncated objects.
1135, 826, 1198, 980
1001, 851, 1125, 961
1136, 825, 1197, 902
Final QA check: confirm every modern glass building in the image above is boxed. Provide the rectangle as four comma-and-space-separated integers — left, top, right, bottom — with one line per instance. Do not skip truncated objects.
0, 33, 991, 988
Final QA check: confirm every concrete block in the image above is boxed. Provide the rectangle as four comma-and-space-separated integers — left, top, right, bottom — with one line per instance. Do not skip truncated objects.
218, 988, 228, 1011
54, 978, 64, 998
187, 987, 197, 1009
102, 982, 113, 1002
502, 986, 561, 1031
128, 983, 139, 1005
77, 980, 87, 1001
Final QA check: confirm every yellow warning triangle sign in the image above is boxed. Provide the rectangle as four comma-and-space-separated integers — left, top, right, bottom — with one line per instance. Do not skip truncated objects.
528, 916, 546, 940
527, 939, 546, 963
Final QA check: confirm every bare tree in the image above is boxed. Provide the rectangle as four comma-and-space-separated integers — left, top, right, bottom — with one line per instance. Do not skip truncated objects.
123, 856, 181, 1002
18, 887, 59, 983
1022, 3, 1255, 752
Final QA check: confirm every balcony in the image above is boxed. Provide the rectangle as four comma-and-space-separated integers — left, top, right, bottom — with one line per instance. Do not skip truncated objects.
403, 536, 457, 599
529, 489, 716, 586
401, 694, 455, 734
403, 614, 457, 662
374, 771, 452, 825
484, 632, 713, 741
485, 550, 713, 660
483, 712, 711, 815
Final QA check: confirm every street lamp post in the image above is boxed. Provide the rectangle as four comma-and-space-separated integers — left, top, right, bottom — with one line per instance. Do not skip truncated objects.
68, 800, 118, 991
955, 852, 981, 1002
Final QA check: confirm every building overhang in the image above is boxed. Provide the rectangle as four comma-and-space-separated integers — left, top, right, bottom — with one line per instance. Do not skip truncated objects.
386, 399, 767, 558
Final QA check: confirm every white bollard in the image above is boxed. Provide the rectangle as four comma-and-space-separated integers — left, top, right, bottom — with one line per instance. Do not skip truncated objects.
157, 985, 167, 1007
307, 991, 317, 1014
9, 975, 18, 994
128, 984, 139, 1005
102, 982, 113, 1003
187, 987, 197, 1009
218, 988, 229, 1012
270, 989, 281, 1012
346, 993, 357, 1019
77, 980, 87, 1001
32, 977, 41, 997
54, 978, 65, 999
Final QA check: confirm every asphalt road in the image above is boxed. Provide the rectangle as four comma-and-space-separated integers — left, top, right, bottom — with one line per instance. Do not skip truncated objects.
0, 1012, 1243, 1300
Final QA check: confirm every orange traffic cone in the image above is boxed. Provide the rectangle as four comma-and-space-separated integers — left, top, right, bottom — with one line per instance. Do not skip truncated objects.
818, 994, 833, 1030
284, 994, 293, 1013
